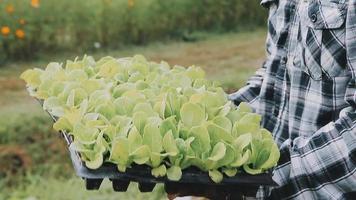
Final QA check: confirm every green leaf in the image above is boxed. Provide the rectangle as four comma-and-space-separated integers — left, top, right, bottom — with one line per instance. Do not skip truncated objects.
207, 122, 233, 145
66, 90, 75, 108
175, 138, 186, 153
193, 78, 210, 88
188, 157, 207, 171
88, 90, 111, 110
53, 117, 72, 132
150, 152, 162, 168
233, 133, 252, 152
111, 116, 132, 138
260, 128, 273, 139
43, 96, 62, 111
222, 168, 237, 177
208, 142, 226, 162
185, 66, 205, 80
68, 69, 88, 81
237, 102, 253, 113
239, 113, 261, 124
133, 111, 148, 134
79, 99, 89, 116
249, 139, 259, 166
185, 137, 196, 157
213, 116, 232, 132
95, 102, 116, 119
190, 126, 211, 156
97, 58, 122, 78
255, 149, 270, 169
131, 55, 149, 75
163, 131, 179, 156
259, 141, 280, 169
146, 116, 162, 128
130, 145, 150, 165
122, 90, 146, 101
72, 123, 98, 145
110, 138, 130, 166
133, 102, 156, 117
215, 142, 236, 168
243, 164, 263, 175
167, 166, 182, 181
114, 96, 135, 116
113, 84, 136, 98
135, 80, 149, 90
151, 165, 167, 178
85, 153, 103, 170
143, 123, 163, 153
202, 90, 227, 108
167, 92, 184, 119
230, 149, 251, 167
232, 121, 260, 139
226, 109, 247, 124
153, 94, 167, 119
160, 116, 178, 138
20, 69, 43, 88
68, 88, 88, 107
66, 59, 84, 70
180, 103, 205, 127
177, 122, 190, 139
81, 79, 104, 94
128, 72, 145, 83
128, 127, 143, 152
117, 164, 127, 172
209, 170, 223, 183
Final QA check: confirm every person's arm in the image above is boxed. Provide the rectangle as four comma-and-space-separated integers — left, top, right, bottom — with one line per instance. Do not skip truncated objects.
228, 60, 267, 108
269, 2, 356, 198
228, 1, 275, 108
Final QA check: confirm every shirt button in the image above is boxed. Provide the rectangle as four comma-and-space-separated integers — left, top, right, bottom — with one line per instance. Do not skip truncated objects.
311, 14, 317, 23
281, 57, 288, 64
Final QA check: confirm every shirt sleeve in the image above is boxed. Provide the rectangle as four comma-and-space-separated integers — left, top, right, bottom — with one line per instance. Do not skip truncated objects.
269, 2, 356, 199
228, 2, 275, 107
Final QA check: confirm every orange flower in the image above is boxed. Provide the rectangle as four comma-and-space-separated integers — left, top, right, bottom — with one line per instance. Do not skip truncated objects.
1, 26, 11, 36
128, 0, 134, 8
19, 19, 26, 25
15, 29, 25, 39
31, 0, 40, 8
5, 4, 15, 14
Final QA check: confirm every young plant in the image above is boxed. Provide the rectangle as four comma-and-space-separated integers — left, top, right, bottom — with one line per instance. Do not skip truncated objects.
21, 55, 280, 183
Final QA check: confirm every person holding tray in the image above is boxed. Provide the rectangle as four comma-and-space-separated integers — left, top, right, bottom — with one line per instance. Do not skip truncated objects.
230, 0, 356, 199
170, 0, 356, 199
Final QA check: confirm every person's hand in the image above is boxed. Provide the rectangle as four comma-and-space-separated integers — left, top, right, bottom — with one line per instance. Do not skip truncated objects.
165, 182, 246, 200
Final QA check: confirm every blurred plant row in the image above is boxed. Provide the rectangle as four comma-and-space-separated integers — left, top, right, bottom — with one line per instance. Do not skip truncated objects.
0, 111, 72, 188
0, 0, 266, 62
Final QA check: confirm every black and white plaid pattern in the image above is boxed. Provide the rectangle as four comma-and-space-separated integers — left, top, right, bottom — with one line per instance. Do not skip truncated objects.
230, 0, 356, 199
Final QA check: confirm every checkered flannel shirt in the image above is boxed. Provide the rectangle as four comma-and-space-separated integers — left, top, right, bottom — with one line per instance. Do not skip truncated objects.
229, 0, 356, 199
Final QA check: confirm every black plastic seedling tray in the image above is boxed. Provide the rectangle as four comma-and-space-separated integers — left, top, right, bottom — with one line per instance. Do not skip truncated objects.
41, 100, 277, 199
66, 141, 276, 199
61, 127, 276, 199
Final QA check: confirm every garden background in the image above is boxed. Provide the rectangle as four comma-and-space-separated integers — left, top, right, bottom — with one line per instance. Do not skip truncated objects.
0, 0, 267, 199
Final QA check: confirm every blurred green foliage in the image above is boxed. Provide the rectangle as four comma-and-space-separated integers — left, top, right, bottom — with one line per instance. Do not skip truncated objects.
2, 178, 166, 200
0, 113, 51, 144
0, 0, 266, 61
